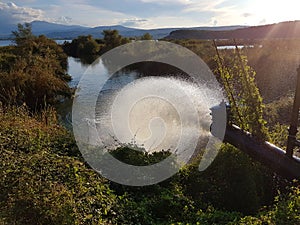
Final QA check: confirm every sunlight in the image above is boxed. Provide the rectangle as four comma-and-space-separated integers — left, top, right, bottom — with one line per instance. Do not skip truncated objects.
252, 0, 300, 24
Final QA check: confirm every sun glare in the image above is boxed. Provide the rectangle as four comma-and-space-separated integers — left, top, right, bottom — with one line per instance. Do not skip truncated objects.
252, 0, 300, 24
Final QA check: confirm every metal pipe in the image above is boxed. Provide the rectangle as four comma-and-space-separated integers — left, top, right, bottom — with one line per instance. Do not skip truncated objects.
225, 125, 300, 179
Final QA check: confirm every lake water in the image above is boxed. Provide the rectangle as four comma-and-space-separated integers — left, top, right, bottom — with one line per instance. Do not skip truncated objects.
217, 45, 254, 49
68, 57, 89, 87
67, 57, 139, 89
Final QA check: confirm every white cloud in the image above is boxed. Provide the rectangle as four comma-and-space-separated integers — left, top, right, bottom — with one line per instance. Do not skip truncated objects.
259, 19, 267, 25
243, 13, 252, 18
146, 15, 206, 28
63, 3, 130, 27
54, 16, 73, 24
0, 2, 45, 24
182, 0, 228, 12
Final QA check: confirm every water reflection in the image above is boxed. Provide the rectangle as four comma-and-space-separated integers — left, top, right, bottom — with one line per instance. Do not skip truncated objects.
68, 56, 138, 89
67, 56, 191, 89
76, 55, 100, 65
68, 57, 89, 87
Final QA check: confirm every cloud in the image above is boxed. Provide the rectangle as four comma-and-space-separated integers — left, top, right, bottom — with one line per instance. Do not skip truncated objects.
182, 0, 228, 13
243, 13, 252, 18
54, 16, 73, 24
120, 18, 149, 27
259, 19, 267, 25
57, 3, 131, 27
0, 2, 45, 24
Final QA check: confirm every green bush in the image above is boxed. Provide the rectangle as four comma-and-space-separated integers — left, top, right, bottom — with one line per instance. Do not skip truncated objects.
178, 144, 274, 215
0, 24, 71, 110
0, 150, 119, 224
0, 105, 78, 157
234, 185, 300, 225
0, 106, 119, 224
115, 185, 197, 225
264, 96, 293, 128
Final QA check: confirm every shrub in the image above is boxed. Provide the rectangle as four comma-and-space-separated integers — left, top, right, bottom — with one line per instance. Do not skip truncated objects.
0, 106, 119, 224
0, 105, 78, 157
234, 185, 300, 225
178, 144, 274, 215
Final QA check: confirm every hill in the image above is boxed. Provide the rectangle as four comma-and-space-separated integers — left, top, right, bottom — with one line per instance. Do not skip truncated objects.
0, 20, 246, 40
166, 21, 300, 40
2, 20, 300, 40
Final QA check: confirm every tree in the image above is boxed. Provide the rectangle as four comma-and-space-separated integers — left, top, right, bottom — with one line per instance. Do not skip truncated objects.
76, 35, 99, 56
140, 32, 153, 40
63, 35, 100, 61
214, 41, 269, 140
103, 29, 123, 49
12, 23, 34, 45
0, 23, 71, 110
102, 30, 130, 52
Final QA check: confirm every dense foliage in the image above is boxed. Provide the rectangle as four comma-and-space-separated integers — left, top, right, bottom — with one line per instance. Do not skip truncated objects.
140, 32, 153, 40
0, 23, 71, 110
0, 106, 118, 224
62, 35, 101, 64
214, 43, 268, 140
62, 29, 131, 63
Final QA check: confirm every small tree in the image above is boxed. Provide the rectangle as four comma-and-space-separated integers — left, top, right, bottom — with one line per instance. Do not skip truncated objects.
76, 35, 100, 56
12, 23, 34, 45
141, 33, 153, 40
102, 30, 130, 52
103, 29, 123, 49
0, 23, 71, 110
214, 40, 269, 140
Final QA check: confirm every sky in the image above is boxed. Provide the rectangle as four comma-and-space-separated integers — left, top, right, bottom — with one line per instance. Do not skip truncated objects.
0, 0, 300, 29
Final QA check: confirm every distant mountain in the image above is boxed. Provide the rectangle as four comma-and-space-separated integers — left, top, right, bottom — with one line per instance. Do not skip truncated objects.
34, 23, 247, 40
0, 20, 247, 40
0, 21, 89, 39
166, 21, 300, 40
31, 21, 87, 34
0, 23, 18, 38
5, 20, 300, 41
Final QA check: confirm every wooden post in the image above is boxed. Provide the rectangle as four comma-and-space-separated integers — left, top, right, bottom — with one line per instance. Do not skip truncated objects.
287, 65, 300, 157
